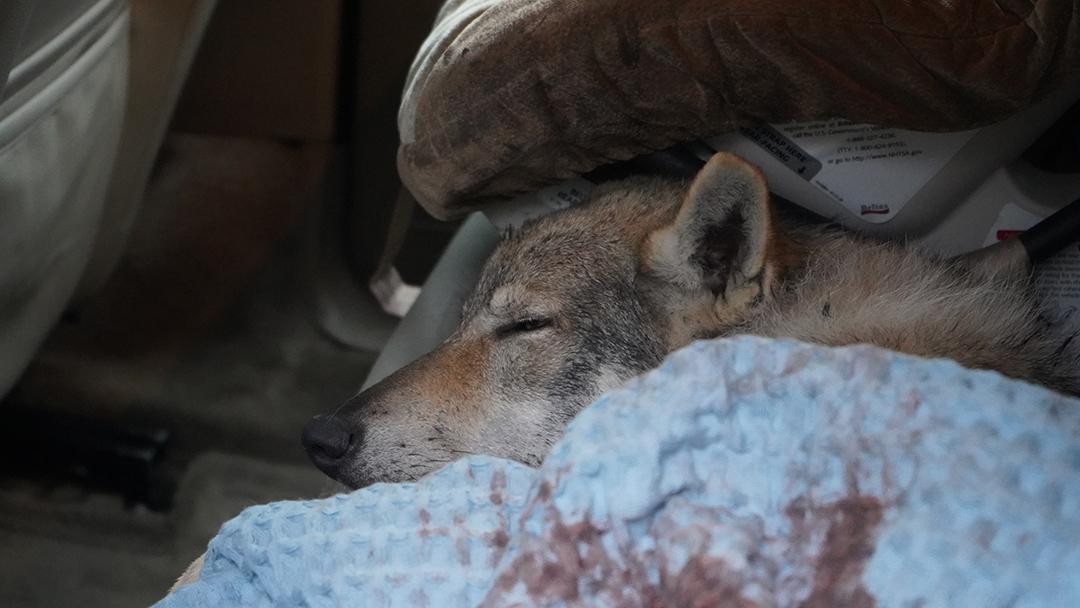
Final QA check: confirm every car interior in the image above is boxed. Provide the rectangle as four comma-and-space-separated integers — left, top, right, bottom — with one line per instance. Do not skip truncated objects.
1, 1, 1078, 606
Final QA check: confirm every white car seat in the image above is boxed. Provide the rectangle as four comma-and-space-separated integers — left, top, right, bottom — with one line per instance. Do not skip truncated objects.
0, 0, 128, 398
0, 0, 217, 399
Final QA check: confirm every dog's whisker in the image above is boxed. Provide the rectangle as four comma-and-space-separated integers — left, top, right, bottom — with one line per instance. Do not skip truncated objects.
325, 400, 350, 421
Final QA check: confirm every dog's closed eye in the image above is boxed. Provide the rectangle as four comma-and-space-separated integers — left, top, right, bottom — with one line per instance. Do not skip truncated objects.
497, 317, 554, 337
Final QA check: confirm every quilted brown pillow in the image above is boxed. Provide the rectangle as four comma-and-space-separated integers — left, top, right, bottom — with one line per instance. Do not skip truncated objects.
398, 0, 1080, 220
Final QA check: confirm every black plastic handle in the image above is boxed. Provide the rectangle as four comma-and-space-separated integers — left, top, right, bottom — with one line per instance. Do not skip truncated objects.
1019, 197, 1080, 263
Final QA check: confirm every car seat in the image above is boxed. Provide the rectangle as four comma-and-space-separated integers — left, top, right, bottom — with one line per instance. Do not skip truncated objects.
0, 0, 217, 399
365, 0, 1080, 386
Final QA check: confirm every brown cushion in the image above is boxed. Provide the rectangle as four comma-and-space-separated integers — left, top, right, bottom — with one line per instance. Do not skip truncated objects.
398, 0, 1080, 220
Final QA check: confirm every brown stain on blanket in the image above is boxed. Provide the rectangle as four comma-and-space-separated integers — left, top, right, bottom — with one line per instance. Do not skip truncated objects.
483, 492, 885, 606
791, 496, 885, 608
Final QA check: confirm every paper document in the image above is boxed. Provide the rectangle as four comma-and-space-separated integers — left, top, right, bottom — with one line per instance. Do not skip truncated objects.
740, 120, 978, 223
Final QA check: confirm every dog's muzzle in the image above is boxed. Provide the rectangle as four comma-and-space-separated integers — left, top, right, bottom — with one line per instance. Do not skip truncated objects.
301, 414, 357, 478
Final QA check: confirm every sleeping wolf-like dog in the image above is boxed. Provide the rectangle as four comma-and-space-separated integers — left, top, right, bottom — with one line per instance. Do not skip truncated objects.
303, 152, 1079, 489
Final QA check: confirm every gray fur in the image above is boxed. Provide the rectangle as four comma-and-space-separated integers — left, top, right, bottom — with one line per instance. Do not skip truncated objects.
317, 153, 1079, 489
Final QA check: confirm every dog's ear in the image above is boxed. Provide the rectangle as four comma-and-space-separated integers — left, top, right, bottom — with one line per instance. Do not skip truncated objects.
647, 152, 778, 320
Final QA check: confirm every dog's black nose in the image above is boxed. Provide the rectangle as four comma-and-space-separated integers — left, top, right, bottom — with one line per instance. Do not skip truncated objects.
301, 414, 353, 466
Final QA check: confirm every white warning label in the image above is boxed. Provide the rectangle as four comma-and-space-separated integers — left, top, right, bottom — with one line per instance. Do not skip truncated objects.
749, 120, 978, 223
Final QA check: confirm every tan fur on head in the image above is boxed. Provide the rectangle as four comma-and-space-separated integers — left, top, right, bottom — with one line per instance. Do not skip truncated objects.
644, 153, 799, 345
303, 152, 1080, 490
647, 153, 772, 294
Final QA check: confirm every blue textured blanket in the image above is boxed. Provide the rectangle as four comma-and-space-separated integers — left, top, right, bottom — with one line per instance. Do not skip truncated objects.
157, 337, 1080, 607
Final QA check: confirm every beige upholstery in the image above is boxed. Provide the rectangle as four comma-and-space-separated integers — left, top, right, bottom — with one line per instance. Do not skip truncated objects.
75, 0, 219, 299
